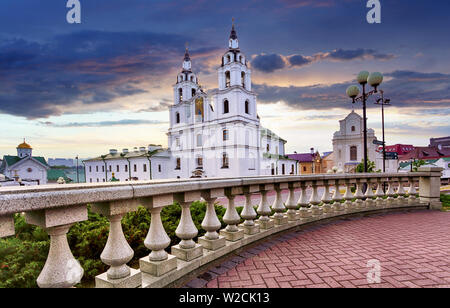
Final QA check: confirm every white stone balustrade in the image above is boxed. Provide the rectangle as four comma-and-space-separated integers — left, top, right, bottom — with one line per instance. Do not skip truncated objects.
0, 168, 443, 288
354, 179, 365, 209
271, 183, 288, 225
396, 178, 407, 206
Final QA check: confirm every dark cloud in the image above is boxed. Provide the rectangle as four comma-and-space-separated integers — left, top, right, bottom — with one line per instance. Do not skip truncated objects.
0, 30, 215, 119
251, 49, 395, 73
40, 119, 168, 128
254, 70, 450, 110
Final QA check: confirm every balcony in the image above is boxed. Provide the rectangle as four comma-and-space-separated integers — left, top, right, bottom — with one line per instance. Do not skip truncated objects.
0, 166, 443, 288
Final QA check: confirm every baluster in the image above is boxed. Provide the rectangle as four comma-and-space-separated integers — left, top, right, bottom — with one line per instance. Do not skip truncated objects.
321, 180, 333, 215
199, 189, 227, 249
354, 179, 365, 210
331, 179, 344, 212
385, 178, 396, 207
297, 182, 311, 220
343, 180, 354, 212
139, 195, 177, 278
375, 178, 386, 208
271, 183, 288, 225
256, 184, 275, 229
92, 201, 141, 288
285, 183, 300, 221
239, 186, 260, 235
172, 192, 203, 262
364, 179, 375, 208
220, 188, 244, 241
407, 178, 418, 206
25, 205, 87, 288
309, 181, 323, 218
396, 178, 406, 206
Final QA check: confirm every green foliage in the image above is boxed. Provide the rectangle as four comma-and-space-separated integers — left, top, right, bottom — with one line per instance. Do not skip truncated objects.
356, 159, 378, 173
441, 194, 450, 211
0, 200, 232, 288
412, 159, 426, 172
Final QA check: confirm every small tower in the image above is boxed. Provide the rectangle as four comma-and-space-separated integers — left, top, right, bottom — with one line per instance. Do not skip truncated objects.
229, 19, 239, 50
174, 44, 200, 104
17, 139, 32, 158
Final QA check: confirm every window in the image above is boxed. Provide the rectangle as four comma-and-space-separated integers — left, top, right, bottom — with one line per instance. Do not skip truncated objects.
178, 88, 183, 102
97, 178, 99, 182
350, 146, 357, 161
116, 165, 119, 172
303, 166, 306, 172
125, 165, 128, 172
96, 166, 98, 172
271, 163, 275, 175
223, 129, 229, 141
175, 158, 181, 170
225, 71, 230, 87
175, 137, 180, 147
102, 166, 104, 172
291, 165, 294, 174
266, 144, 270, 152
351, 126, 355, 132
89, 166, 92, 172
241, 72, 246, 88
109, 165, 111, 172
282, 164, 285, 175
176, 112, 180, 124
192, 88, 196, 97
197, 156, 203, 168
143, 164, 147, 172
245, 100, 250, 114
90, 178, 92, 183
134, 164, 137, 172
222, 153, 229, 168
196, 134, 202, 147
223, 100, 229, 114
158, 165, 161, 172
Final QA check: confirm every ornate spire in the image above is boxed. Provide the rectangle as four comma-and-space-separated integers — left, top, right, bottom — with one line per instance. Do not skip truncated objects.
228, 18, 239, 50
182, 42, 192, 72
184, 42, 190, 61
230, 18, 237, 40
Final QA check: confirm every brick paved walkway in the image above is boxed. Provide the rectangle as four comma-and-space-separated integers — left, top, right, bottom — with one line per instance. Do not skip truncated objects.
186, 210, 450, 288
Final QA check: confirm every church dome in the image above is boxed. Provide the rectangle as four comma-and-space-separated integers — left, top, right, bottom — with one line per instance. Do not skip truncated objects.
17, 140, 32, 149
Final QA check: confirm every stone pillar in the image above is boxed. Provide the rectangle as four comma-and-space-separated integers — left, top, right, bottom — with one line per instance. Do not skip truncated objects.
239, 185, 260, 235
297, 182, 311, 220
321, 180, 333, 215
331, 180, 344, 212
364, 179, 376, 208
309, 181, 323, 218
396, 178, 407, 206
375, 178, 386, 208
271, 183, 288, 225
138, 194, 177, 277
407, 177, 418, 206
385, 178, 396, 207
343, 180, 354, 212
0, 215, 15, 238
25, 204, 88, 288
256, 184, 275, 229
285, 183, 300, 221
92, 200, 141, 288
172, 191, 203, 261
354, 179, 365, 209
220, 188, 244, 242
418, 166, 444, 210
199, 189, 227, 250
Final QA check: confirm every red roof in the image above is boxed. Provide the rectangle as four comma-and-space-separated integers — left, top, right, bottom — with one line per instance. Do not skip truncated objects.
398, 146, 450, 161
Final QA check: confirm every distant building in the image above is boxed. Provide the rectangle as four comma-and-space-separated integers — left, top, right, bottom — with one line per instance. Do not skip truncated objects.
398, 146, 450, 162
48, 158, 74, 167
429, 136, 450, 150
0, 140, 50, 185
287, 148, 323, 174
382, 144, 415, 156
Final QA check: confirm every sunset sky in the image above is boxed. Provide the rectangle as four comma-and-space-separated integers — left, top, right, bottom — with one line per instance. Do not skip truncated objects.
1, 0, 449, 159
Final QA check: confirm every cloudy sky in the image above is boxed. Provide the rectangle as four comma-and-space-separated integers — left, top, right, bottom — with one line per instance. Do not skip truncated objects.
1, 0, 449, 159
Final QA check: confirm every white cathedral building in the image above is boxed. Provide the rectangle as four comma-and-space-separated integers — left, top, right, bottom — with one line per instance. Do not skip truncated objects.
84, 24, 296, 183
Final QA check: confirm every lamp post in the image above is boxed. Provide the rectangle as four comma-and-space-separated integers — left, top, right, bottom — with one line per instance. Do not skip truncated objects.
346, 71, 383, 173
374, 90, 391, 173
75, 155, 79, 183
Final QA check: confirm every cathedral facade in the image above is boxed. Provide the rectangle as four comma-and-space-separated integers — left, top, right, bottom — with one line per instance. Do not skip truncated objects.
84, 25, 296, 182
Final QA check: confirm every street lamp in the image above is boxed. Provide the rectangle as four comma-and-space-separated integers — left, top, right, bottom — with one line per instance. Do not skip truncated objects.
346, 71, 383, 173
374, 90, 391, 173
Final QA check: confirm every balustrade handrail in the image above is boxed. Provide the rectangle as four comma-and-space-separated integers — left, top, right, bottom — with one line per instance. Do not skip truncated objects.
0, 171, 435, 216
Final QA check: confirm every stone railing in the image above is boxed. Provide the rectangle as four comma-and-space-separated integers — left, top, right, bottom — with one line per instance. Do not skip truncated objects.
0, 166, 443, 288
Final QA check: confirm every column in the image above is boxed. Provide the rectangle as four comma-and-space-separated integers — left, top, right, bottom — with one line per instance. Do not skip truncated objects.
354, 179, 365, 210
418, 166, 444, 210
309, 181, 323, 218
297, 182, 311, 220
92, 200, 141, 288
343, 180, 354, 212
271, 183, 288, 225
385, 178, 396, 207
199, 189, 227, 250
331, 179, 345, 212
375, 178, 386, 208
256, 184, 275, 229
396, 178, 407, 206
407, 177, 418, 206
321, 180, 333, 215
239, 185, 260, 235
364, 179, 376, 208
220, 187, 244, 242
285, 183, 300, 221
139, 195, 177, 277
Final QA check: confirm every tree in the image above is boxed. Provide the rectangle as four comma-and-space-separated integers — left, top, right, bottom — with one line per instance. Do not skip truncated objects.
412, 159, 426, 172
355, 159, 378, 173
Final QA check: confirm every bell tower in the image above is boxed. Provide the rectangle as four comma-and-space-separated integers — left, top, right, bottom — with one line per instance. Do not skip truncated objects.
174, 44, 200, 104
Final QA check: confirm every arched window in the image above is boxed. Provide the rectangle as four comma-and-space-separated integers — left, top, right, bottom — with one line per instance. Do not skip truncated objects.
350, 146, 357, 161
190, 75, 194, 82
225, 71, 231, 87
245, 100, 250, 114
175, 157, 181, 170
223, 100, 229, 114
351, 126, 355, 132
266, 144, 270, 152
197, 156, 203, 168
192, 88, 196, 97
178, 88, 183, 102
241, 72, 246, 88
223, 129, 229, 141
196, 134, 202, 147
249, 153, 255, 170
222, 153, 229, 168
176, 112, 180, 124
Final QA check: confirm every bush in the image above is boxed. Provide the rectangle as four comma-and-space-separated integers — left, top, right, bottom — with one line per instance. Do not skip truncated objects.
0, 201, 231, 288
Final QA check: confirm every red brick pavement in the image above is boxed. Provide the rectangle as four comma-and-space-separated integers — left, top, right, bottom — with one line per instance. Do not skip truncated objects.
187, 210, 450, 288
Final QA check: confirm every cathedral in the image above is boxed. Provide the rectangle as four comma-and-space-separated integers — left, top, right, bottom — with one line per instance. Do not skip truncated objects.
84, 24, 296, 182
